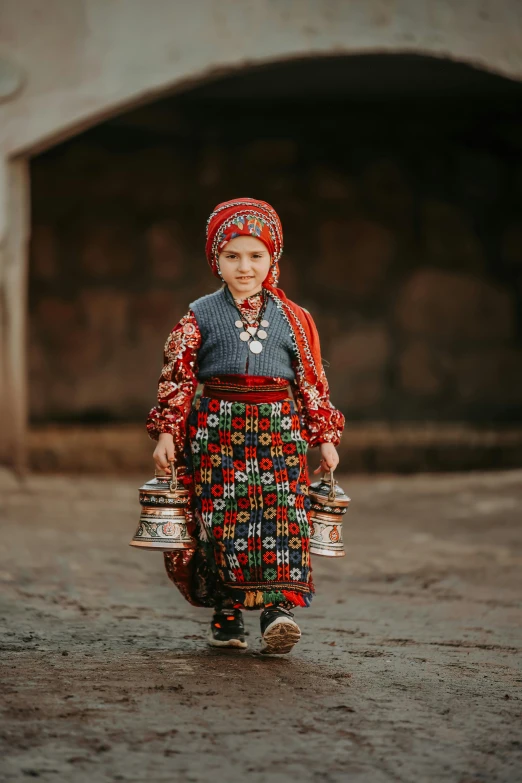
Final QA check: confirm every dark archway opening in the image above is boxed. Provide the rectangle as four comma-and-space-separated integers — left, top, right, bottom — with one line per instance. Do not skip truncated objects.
29, 54, 522, 469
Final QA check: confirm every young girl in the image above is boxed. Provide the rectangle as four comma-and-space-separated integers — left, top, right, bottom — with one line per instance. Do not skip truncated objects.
146, 198, 345, 655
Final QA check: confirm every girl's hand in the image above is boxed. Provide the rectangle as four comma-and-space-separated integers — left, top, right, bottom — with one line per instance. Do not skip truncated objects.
313, 442, 339, 475
153, 432, 175, 472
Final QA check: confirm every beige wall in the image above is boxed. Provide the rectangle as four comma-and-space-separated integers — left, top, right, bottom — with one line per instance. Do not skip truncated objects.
1, 0, 522, 469
1, 0, 522, 157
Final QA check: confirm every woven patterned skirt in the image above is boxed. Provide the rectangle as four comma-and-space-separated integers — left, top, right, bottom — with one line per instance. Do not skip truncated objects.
164, 393, 314, 609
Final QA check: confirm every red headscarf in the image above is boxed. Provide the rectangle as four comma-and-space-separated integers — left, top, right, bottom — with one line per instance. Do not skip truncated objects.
205, 198, 323, 386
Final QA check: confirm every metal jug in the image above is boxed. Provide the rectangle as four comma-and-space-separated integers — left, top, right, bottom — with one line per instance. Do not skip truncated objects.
129, 460, 196, 551
308, 469, 350, 557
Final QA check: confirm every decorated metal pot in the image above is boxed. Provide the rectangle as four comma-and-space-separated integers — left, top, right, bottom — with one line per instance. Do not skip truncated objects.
308, 468, 350, 557
129, 460, 196, 551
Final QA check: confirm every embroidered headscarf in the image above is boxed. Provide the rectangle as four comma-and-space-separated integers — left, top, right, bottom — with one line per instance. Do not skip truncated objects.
205, 197, 323, 386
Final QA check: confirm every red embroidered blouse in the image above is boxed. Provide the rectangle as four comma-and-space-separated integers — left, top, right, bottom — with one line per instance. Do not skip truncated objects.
146, 291, 344, 450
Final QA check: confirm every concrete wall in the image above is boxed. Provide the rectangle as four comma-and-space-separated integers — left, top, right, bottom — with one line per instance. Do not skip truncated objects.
1, 0, 522, 157
1, 0, 522, 468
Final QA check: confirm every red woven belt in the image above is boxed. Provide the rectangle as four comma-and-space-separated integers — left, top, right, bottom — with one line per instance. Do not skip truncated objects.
202, 374, 290, 403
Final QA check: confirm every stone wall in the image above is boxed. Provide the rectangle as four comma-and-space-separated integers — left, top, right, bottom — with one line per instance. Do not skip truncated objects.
28, 57, 522, 426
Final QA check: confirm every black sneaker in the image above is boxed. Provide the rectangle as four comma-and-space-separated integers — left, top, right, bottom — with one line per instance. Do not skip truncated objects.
208, 608, 248, 649
260, 606, 301, 655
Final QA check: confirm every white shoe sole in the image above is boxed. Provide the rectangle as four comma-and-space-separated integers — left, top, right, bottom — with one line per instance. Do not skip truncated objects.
207, 628, 248, 649
260, 617, 301, 655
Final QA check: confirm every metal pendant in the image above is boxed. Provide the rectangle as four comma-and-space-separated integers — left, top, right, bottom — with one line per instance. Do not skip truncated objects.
249, 340, 263, 354
239, 332, 251, 342
260, 319, 269, 328
257, 329, 267, 339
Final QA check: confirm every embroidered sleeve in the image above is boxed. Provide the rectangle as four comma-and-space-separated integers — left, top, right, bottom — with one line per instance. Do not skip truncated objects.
146, 310, 201, 452
290, 357, 345, 448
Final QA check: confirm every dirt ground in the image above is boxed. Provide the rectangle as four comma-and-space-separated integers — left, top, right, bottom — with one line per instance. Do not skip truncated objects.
1, 468, 521, 783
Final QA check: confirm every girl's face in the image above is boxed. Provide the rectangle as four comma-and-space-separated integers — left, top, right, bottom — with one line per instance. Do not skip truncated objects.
217, 236, 271, 299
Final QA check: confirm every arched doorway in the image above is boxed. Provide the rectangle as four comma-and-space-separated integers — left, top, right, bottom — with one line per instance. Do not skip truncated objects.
17, 54, 522, 468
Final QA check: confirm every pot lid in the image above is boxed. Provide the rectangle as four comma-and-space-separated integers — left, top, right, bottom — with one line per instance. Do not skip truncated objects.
309, 475, 350, 506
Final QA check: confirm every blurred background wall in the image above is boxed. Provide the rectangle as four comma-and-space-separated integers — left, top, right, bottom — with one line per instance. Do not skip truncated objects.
1, 1, 522, 472
29, 56, 522, 429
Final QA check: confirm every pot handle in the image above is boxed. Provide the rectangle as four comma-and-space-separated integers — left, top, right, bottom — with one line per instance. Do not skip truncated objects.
326, 467, 336, 502
169, 458, 178, 492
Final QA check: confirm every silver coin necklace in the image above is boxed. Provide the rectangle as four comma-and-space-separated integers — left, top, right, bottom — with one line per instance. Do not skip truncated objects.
233, 290, 270, 354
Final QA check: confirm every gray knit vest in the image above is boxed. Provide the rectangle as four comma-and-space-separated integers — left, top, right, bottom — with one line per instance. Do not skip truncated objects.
190, 287, 296, 381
